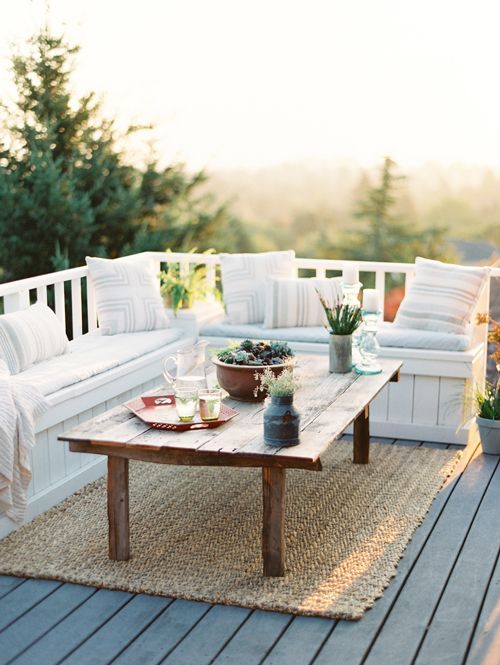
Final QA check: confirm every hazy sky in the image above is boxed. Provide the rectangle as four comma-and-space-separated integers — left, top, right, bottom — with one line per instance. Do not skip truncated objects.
1, 0, 500, 171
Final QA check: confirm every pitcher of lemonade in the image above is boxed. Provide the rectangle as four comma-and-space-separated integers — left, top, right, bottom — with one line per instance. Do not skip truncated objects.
163, 341, 209, 392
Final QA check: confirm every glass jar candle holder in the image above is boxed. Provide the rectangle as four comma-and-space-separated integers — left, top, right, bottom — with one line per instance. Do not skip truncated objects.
199, 389, 222, 422
342, 280, 363, 366
175, 388, 198, 422
355, 309, 382, 375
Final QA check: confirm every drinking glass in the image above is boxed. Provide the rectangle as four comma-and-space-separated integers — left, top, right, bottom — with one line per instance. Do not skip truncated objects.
199, 389, 222, 422
175, 389, 198, 422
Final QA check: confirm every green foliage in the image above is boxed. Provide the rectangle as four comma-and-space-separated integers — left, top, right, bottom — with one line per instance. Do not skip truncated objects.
159, 249, 219, 314
215, 339, 294, 366
254, 367, 300, 397
0, 29, 250, 283
337, 157, 452, 264
317, 291, 362, 334
476, 382, 500, 420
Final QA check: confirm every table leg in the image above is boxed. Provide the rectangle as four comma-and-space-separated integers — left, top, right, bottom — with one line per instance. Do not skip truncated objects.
353, 405, 370, 464
107, 456, 130, 560
262, 467, 286, 577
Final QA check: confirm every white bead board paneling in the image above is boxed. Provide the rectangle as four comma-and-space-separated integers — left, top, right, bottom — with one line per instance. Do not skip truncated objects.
47, 421, 67, 485
370, 384, 389, 421
388, 374, 415, 423
438, 377, 467, 427
31, 429, 51, 495
63, 415, 82, 477
412, 376, 440, 426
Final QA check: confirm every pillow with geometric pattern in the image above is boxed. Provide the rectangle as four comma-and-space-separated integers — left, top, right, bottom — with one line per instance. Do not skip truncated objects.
220, 251, 296, 324
86, 256, 169, 335
393, 257, 490, 335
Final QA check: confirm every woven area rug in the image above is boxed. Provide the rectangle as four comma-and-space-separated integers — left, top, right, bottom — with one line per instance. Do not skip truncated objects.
0, 441, 460, 620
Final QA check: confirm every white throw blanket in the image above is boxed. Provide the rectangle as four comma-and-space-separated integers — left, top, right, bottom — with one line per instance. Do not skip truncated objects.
0, 360, 50, 523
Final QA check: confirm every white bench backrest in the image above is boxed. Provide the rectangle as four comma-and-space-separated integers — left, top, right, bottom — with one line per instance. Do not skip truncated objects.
0, 251, 498, 342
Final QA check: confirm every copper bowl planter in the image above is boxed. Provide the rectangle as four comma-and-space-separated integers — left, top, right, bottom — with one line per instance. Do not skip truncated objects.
211, 358, 287, 402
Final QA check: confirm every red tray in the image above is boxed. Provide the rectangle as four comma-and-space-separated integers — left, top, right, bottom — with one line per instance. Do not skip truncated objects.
124, 395, 238, 431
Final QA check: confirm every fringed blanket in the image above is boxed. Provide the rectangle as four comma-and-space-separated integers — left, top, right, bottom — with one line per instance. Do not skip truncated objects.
0, 361, 49, 523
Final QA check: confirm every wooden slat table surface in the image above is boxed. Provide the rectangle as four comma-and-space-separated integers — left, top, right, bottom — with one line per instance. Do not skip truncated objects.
59, 355, 402, 472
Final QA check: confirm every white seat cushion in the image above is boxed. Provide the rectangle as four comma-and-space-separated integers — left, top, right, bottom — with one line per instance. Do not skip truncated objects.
219, 251, 296, 325
202, 319, 329, 344
394, 257, 489, 335
201, 319, 471, 351
15, 328, 184, 396
264, 277, 343, 328
377, 322, 471, 351
86, 256, 169, 335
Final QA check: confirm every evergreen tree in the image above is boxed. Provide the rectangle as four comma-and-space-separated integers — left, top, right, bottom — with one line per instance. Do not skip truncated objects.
0, 29, 250, 282
338, 157, 451, 263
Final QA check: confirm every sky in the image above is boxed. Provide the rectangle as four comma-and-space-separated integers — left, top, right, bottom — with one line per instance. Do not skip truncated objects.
1, 0, 500, 171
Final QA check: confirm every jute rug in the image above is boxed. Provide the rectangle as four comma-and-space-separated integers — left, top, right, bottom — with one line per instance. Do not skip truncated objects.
0, 441, 460, 620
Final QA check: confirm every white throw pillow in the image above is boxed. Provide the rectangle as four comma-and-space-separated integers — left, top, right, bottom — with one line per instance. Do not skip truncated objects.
394, 257, 490, 335
0, 303, 69, 374
219, 251, 296, 324
264, 277, 343, 328
86, 256, 169, 335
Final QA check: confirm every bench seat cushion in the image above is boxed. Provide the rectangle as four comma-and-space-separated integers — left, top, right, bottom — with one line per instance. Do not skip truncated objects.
15, 328, 184, 396
201, 319, 471, 352
202, 320, 330, 344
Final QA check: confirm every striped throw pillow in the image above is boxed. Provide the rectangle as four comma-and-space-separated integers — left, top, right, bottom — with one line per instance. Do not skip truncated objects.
0, 303, 69, 374
220, 251, 296, 324
86, 257, 169, 335
394, 257, 490, 335
264, 277, 343, 328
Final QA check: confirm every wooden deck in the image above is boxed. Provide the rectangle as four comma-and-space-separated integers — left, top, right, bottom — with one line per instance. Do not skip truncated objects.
0, 437, 498, 665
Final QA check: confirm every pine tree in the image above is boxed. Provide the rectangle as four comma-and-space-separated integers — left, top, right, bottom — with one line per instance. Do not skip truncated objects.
0, 29, 251, 282
338, 157, 451, 263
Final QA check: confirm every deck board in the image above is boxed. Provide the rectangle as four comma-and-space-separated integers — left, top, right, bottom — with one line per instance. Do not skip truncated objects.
414, 457, 500, 665
11, 589, 134, 665
211, 610, 292, 665
0, 584, 95, 665
62, 594, 170, 664
0, 438, 498, 665
113, 599, 211, 665
162, 604, 251, 665
363, 449, 497, 665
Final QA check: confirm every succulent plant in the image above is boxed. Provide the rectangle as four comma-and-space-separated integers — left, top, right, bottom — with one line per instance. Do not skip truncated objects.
215, 339, 294, 366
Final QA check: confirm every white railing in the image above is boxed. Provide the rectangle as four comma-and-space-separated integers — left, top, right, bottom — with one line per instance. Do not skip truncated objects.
1, 251, 499, 341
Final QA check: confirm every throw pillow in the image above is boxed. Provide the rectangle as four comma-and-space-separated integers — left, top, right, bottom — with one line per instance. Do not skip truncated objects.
264, 277, 343, 328
394, 257, 490, 335
0, 303, 69, 374
86, 256, 169, 335
219, 251, 296, 324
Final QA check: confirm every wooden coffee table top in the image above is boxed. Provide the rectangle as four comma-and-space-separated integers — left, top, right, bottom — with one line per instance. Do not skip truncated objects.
59, 355, 401, 471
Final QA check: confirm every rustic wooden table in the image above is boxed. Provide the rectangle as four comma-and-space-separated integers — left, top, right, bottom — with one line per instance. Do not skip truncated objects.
59, 355, 401, 577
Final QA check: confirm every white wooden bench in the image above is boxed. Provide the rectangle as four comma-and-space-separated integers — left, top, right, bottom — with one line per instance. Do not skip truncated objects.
0, 254, 196, 537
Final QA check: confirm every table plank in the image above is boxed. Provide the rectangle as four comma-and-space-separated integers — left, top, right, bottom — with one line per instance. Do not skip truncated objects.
60, 355, 402, 471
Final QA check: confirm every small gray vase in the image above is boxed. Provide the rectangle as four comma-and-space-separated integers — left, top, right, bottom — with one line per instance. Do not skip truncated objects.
329, 334, 352, 373
263, 395, 300, 447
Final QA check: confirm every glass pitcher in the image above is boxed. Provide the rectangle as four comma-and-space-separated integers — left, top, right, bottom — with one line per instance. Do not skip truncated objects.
163, 340, 209, 392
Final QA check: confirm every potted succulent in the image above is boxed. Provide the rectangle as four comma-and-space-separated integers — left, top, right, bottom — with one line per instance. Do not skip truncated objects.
318, 291, 362, 373
255, 367, 301, 447
159, 249, 219, 315
475, 314, 500, 454
212, 339, 295, 401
